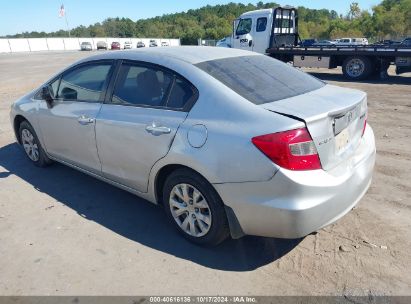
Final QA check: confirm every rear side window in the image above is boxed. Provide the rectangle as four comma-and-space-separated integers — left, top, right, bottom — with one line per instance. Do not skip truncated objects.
196, 55, 325, 105
166, 78, 196, 109
112, 63, 172, 107
256, 18, 267, 32
236, 18, 252, 35
58, 63, 112, 102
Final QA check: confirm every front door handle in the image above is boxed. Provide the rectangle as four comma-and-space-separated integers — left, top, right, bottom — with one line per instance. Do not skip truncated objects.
145, 123, 171, 135
77, 115, 95, 125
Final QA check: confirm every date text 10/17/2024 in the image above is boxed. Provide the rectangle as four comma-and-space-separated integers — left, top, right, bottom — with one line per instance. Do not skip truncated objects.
149, 297, 257, 303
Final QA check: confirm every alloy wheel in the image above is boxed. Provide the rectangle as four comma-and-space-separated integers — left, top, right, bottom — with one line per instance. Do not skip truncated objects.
21, 128, 39, 162
169, 183, 212, 237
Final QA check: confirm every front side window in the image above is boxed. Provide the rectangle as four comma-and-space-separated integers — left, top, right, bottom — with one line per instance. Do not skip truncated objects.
57, 63, 112, 102
256, 17, 267, 32
236, 18, 252, 35
112, 63, 172, 107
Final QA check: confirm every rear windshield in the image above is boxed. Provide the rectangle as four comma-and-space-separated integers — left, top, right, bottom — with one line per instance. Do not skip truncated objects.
195, 55, 325, 105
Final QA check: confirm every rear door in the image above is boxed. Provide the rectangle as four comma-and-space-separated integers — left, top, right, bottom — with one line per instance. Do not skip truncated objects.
96, 61, 198, 193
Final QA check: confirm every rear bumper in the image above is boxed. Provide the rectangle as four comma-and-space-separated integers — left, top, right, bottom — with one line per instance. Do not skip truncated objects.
214, 125, 376, 238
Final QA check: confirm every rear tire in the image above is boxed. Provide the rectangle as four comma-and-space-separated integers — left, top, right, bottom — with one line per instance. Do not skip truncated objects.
342, 56, 373, 80
19, 121, 52, 167
163, 168, 229, 246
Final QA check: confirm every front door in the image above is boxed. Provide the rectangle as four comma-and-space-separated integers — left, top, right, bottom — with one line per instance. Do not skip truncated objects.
37, 61, 114, 173
232, 17, 253, 51
96, 61, 197, 193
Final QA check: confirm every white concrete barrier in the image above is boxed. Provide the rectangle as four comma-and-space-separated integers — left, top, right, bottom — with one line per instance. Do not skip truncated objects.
8, 39, 30, 52
63, 38, 80, 50
169, 39, 180, 46
27, 38, 48, 51
46, 38, 65, 51
0, 39, 11, 53
0, 37, 181, 53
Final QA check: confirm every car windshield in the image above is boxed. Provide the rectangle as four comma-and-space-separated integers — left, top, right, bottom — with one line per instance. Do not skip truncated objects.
195, 55, 325, 105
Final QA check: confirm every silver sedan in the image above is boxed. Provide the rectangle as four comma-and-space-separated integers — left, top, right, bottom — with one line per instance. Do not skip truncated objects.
10, 47, 376, 245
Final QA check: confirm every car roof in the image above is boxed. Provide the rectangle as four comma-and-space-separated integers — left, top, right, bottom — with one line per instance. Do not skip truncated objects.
79, 46, 260, 65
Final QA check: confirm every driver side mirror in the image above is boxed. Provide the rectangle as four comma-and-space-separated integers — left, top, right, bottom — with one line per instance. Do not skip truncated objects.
41, 86, 54, 108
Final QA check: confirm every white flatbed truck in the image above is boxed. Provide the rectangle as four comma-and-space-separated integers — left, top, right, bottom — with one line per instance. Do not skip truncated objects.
230, 6, 411, 80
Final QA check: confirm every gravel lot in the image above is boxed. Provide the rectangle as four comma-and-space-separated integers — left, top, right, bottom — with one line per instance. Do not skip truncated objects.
0, 51, 410, 296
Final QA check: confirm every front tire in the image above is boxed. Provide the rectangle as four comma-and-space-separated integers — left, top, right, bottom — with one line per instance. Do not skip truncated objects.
19, 121, 52, 167
163, 169, 229, 246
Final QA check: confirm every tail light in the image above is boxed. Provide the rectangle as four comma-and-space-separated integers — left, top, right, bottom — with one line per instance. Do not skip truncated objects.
252, 128, 322, 171
362, 118, 367, 137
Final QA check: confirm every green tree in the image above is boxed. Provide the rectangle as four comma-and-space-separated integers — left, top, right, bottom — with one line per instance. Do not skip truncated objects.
348, 2, 361, 19
2, 1, 410, 43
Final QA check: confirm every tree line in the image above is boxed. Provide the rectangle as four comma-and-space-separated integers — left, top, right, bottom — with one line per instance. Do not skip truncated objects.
3, 0, 410, 44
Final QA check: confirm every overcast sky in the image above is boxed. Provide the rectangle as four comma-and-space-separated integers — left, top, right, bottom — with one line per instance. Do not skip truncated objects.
0, 0, 381, 36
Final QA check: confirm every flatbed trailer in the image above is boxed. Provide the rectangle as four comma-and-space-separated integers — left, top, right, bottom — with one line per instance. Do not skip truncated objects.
267, 45, 411, 80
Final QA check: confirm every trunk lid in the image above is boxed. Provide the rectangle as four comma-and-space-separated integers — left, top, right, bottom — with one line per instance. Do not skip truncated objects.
260, 84, 367, 171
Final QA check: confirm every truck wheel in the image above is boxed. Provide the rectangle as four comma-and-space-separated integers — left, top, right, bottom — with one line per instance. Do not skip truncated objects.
342, 56, 373, 80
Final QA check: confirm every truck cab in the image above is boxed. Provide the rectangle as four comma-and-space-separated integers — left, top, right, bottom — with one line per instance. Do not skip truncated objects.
232, 7, 298, 54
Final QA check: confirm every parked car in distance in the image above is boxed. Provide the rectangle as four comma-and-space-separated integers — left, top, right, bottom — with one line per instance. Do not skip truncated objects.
10, 47, 375, 246
149, 40, 158, 47
80, 42, 92, 51
216, 36, 232, 48
337, 38, 369, 46
397, 37, 411, 47
96, 41, 108, 50
313, 40, 336, 47
124, 41, 133, 49
137, 41, 145, 48
372, 39, 398, 46
300, 39, 317, 47
111, 41, 121, 50
161, 41, 169, 47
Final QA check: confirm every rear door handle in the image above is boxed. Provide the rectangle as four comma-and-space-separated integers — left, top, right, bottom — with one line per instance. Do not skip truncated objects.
77, 115, 95, 125
145, 123, 171, 135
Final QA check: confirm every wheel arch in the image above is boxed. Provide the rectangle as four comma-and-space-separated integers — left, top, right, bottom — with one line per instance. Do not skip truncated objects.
13, 114, 28, 144
154, 164, 207, 206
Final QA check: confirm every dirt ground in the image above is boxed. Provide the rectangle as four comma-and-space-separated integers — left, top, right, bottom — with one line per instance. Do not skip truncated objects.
0, 51, 410, 296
